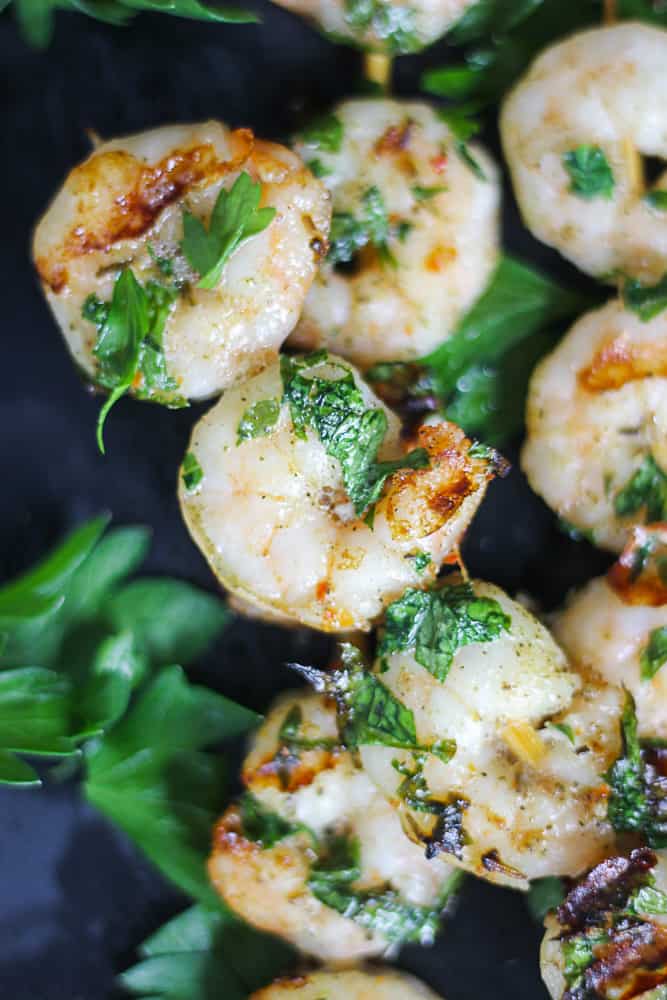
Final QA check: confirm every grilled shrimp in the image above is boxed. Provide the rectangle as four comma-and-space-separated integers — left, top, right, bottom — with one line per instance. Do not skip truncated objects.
209, 691, 458, 963
501, 23, 667, 281
290, 99, 500, 368
521, 300, 667, 552
33, 121, 330, 401
541, 848, 667, 1000
359, 579, 622, 889
553, 527, 667, 739
270, 0, 476, 55
178, 353, 494, 632
251, 968, 443, 999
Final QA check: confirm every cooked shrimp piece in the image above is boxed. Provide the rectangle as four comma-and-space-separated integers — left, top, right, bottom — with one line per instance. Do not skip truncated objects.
541, 848, 667, 999
289, 99, 500, 368
522, 300, 667, 552
33, 121, 330, 401
553, 527, 667, 739
179, 353, 494, 632
359, 579, 622, 889
501, 23, 667, 281
251, 968, 443, 1000
209, 692, 458, 963
270, 0, 476, 55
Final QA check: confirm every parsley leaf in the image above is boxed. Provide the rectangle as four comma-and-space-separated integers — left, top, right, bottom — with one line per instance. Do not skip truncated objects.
307, 833, 460, 944
412, 184, 447, 201
299, 112, 343, 152
0, 668, 78, 786
120, 904, 294, 1000
525, 877, 566, 923
623, 273, 667, 322
83, 269, 185, 453
328, 186, 397, 267
238, 792, 301, 848
644, 190, 667, 211
563, 145, 615, 200
84, 665, 259, 904
378, 582, 511, 683
627, 882, 667, 916
614, 454, 667, 523
181, 172, 276, 290
290, 644, 455, 762
236, 399, 280, 444
641, 627, 667, 681
562, 929, 610, 991
280, 353, 428, 519
605, 691, 667, 848
181, 452, 204, 493
11, 0, 257, 50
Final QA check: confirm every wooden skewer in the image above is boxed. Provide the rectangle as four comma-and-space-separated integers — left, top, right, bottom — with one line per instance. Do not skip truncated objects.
364, 52, 392, 92
502, 721, 547, 767
85, 128, 103, 150
622, 136, 645, 198
603, 0, 617, 24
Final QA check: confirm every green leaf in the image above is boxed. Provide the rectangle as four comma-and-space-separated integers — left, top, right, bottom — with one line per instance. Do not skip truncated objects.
63, 525, 151, 623
327, 186, 396, 267
641, 626, 667, 681
614, 454, 667, 523
94, 268, 148, 389
236, 399, 280, 444
0, 667, 79, 783
85, 666, 259, 902
378, 582, 511, 683
562, 930, 609, 991
280, 352, 428, 519
343, 0, 420, 53
117, 0, 257, 24
412, 185, 447, 201
120, 905, 293, 1000
299, 112, 343, 152
238, 793, 301, 848
623, 273, 667, 322
525, 877, 565, 922
627, 883, 667, 916
181, 452, 204, 493
644, 190, 667, 211
105, 578, 231, 666
181, 172, 276, 290
291, 644, 455, 762
74, 631, 146, 739
563, 145, 615, 200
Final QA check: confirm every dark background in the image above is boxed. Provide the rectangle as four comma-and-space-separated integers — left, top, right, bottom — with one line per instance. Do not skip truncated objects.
0, 7, 610, 998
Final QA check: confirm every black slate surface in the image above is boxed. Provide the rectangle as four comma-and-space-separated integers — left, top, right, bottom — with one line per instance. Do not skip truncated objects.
0, 8, 611, 998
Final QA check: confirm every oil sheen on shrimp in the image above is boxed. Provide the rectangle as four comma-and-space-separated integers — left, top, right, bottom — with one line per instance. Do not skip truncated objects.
290, 99, 500, 368
553, 527, 667, 739
33, 121, 330, 401
360, 580, 622, 889
269, 0, 476, 55
521, 299, 667, 552
209, 692, 457, 963
251, 968, 444, 1000
501, 23, 667, 281
540, 848, 667, 1000
179, 353, 494, 632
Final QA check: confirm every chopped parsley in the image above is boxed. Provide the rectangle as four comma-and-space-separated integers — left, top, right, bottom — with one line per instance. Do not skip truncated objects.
343, 0, 420, 54
605, 691, 667, 848
614, 454, 667, 523
645, 190, 667, 211
562, 929, 610, 990
328, 186, 398, 268
409, 551, 432, 574
547, 721, 575, 745
236, 398, 281, 444
393, 755, 469, 860
412, 184, 447, 201
82, 268, 185, 453
180, 171, 276, 290
623, 272, 667, 322
378, 582, 511, 683
627, 882, 667, 916
277, 704, 337, 753
181, 451, 203, 493
147, 242, 175, 277
290, 643, 456, 763
299, 112, 343, 153
280, 352, 428, 520
641, 626, 667, 681
306, 159, 332, 178
525, 877, 566, 923
238, 793, 301, 849
307, 834, 446, 944
563, 145, 615, 200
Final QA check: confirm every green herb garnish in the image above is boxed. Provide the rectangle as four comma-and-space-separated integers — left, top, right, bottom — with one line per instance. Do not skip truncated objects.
412, 184, 447, 201
299, 113, 343, 152
238, 792, 301, 849
623, 273, 667, 322
614, 454, 667, 523
181, 452, 204, 493
181, 172, 276, 290
343, 0, 420, 53
563, 145, 615, 200
378, 582, 511, 683
328, 186, 397, 267
641, 626, 667, 681
644, 190, 667, 211
410, 551, 432, 574
236, 398, 281, 444
525, 877, 566, 923
280, 352, 428, 520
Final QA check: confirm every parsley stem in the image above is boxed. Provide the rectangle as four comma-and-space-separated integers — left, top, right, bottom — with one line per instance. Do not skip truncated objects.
96, 384, 130, 454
